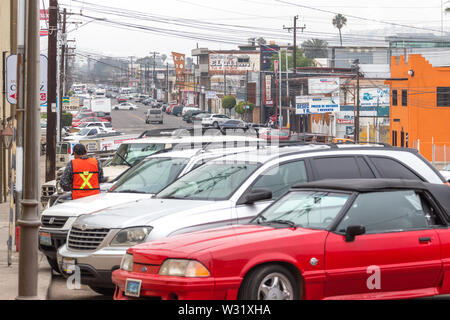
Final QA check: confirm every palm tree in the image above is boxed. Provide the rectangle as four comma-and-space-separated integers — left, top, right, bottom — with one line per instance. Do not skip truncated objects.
301, 38, 329, 58
332, 14, 347, 46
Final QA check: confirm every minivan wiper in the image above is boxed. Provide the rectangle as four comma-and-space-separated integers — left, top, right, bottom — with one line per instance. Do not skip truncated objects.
113, 189, 147, 194
264, 219, 297, 229
114, 152, 133, 167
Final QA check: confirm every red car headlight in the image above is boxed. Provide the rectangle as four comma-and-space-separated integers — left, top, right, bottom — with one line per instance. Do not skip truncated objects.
159, 259, 210, 278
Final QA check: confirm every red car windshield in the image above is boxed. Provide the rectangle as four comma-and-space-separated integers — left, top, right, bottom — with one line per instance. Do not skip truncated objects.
253, 191, 350, 230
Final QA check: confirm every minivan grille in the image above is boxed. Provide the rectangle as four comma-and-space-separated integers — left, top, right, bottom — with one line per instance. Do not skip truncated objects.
41, 216, 69, 228
68, 227, 110, 251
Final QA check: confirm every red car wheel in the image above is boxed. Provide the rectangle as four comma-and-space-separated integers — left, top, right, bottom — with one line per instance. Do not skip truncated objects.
239, 264, 299, 300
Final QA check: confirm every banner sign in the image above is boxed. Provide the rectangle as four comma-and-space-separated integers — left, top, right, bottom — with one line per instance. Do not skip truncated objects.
172, 52, 186, 88
6, 54, 48, 105
264, 75, 273, 106
296, 95, 340, 115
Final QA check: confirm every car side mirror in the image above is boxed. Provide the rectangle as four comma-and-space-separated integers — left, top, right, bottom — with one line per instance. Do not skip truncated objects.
244, 188, 272, 205
345, 225, 366, 242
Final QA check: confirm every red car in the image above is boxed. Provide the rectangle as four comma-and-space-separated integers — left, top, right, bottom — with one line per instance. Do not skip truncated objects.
259, 128, 291, 141
112, 179, 450, 300
72, 114, 109, 127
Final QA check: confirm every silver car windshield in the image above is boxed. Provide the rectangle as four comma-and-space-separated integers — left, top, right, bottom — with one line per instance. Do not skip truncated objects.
157, 161, 259, 201
110, 143, 167, 166
253, 191, 350, 230
111, 157, 189, 194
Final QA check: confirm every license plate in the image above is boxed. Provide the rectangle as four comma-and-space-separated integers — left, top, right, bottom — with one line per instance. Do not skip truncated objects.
62, 258, 76, 274
125, 279, 142, 298
39, 232, 52, 246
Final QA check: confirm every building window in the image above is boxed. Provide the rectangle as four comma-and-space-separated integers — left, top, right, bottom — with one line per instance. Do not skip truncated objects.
437, 87, 450, 106
238, 58, 250, 63
392, 90, 397, 106
402, 90, 407, 106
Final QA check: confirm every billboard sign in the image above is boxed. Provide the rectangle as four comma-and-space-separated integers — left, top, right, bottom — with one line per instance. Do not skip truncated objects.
296, 95, 340, 115
260, 45, 279, 71
359, 87, 390, 107
209, 53, 260, 74
308, 78, 340, 95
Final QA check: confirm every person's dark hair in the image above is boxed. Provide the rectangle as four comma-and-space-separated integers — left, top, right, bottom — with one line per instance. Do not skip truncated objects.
73, 143, 87, 155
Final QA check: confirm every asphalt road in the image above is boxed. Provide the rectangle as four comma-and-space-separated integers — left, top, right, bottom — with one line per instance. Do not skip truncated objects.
110, 99, 192, 134
47, 272, 112, 300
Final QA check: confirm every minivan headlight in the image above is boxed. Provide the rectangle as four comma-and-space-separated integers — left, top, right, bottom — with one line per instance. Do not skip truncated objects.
110, 227, 152, 246
120, 253, 133, 271
159, 259, 210, 277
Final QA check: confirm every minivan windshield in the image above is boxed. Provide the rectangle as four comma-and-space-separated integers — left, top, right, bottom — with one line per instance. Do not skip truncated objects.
109, 143, 167, 166
111, 157, 189, 194
157, 161, 259, 201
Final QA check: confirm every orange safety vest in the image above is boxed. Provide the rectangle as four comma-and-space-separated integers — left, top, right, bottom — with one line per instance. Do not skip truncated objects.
72, 158, 100, 200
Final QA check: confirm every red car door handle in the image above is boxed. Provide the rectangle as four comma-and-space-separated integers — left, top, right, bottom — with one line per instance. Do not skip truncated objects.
419, 237, 431, 243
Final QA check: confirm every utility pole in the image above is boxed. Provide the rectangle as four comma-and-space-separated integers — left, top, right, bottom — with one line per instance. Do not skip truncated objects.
166, 63, 169, 104
284, 15, 305, 133
14, 0, 26, 257
354, 59, 361, 143
59, 8, 66, 122
46, 0, 58, 182
17, 0, 40, 299
283, 15, 306, 75
149, 51, 159, 99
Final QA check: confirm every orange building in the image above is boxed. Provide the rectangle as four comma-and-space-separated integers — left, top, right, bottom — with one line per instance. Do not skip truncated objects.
386, 54, 450, 162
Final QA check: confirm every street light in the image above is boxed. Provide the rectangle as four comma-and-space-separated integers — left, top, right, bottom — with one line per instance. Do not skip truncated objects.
1, 125, 13, 150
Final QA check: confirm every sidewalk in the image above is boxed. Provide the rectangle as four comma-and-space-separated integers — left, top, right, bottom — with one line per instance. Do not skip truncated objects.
0, 155, 51, 300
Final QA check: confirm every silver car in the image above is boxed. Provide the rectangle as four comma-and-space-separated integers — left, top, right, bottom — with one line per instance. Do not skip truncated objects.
57, 145, 447, 292
145, 109, 163, 124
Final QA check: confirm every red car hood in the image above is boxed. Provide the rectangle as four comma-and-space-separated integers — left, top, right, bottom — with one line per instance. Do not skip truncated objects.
129, 224, 323, 265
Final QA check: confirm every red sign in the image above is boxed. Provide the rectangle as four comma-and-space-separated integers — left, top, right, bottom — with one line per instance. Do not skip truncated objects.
264, 75, 273, 106
40, 30, 49, 37
40, 9, 48, 21
172, 52, 186, 88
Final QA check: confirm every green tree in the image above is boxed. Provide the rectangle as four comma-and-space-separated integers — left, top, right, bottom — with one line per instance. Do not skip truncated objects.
332, 14, 347, 46
235, 101, 255, 120
270, 48, 314, 72
222, 95, 236, 116
301, 38, 329, 59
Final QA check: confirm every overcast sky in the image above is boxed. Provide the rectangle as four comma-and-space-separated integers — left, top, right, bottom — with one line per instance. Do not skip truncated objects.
40, 0, 450, 60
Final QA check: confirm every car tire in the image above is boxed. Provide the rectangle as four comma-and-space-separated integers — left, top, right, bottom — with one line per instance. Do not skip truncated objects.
238, 264, 299, 300
46, 256, 61, 274
129, 107, 133, 110
114, 107, 119, 110
88, 285, 115, 296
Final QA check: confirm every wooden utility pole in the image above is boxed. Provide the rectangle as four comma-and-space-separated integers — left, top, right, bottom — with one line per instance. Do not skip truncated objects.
46, 0, 58, 181
354, 59, 361, 143
149, 51, 159, 99
58, 8, 66, 140
283, 15, 305, 75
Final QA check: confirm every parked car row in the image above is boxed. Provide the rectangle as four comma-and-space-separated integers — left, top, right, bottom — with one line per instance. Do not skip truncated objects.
38, 136, 450, 299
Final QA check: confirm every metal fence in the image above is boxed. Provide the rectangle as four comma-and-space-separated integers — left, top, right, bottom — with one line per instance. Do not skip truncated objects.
411, 139, 449, 168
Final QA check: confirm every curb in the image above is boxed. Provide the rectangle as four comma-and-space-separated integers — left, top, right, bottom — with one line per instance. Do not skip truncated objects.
37, 252, 52, 300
